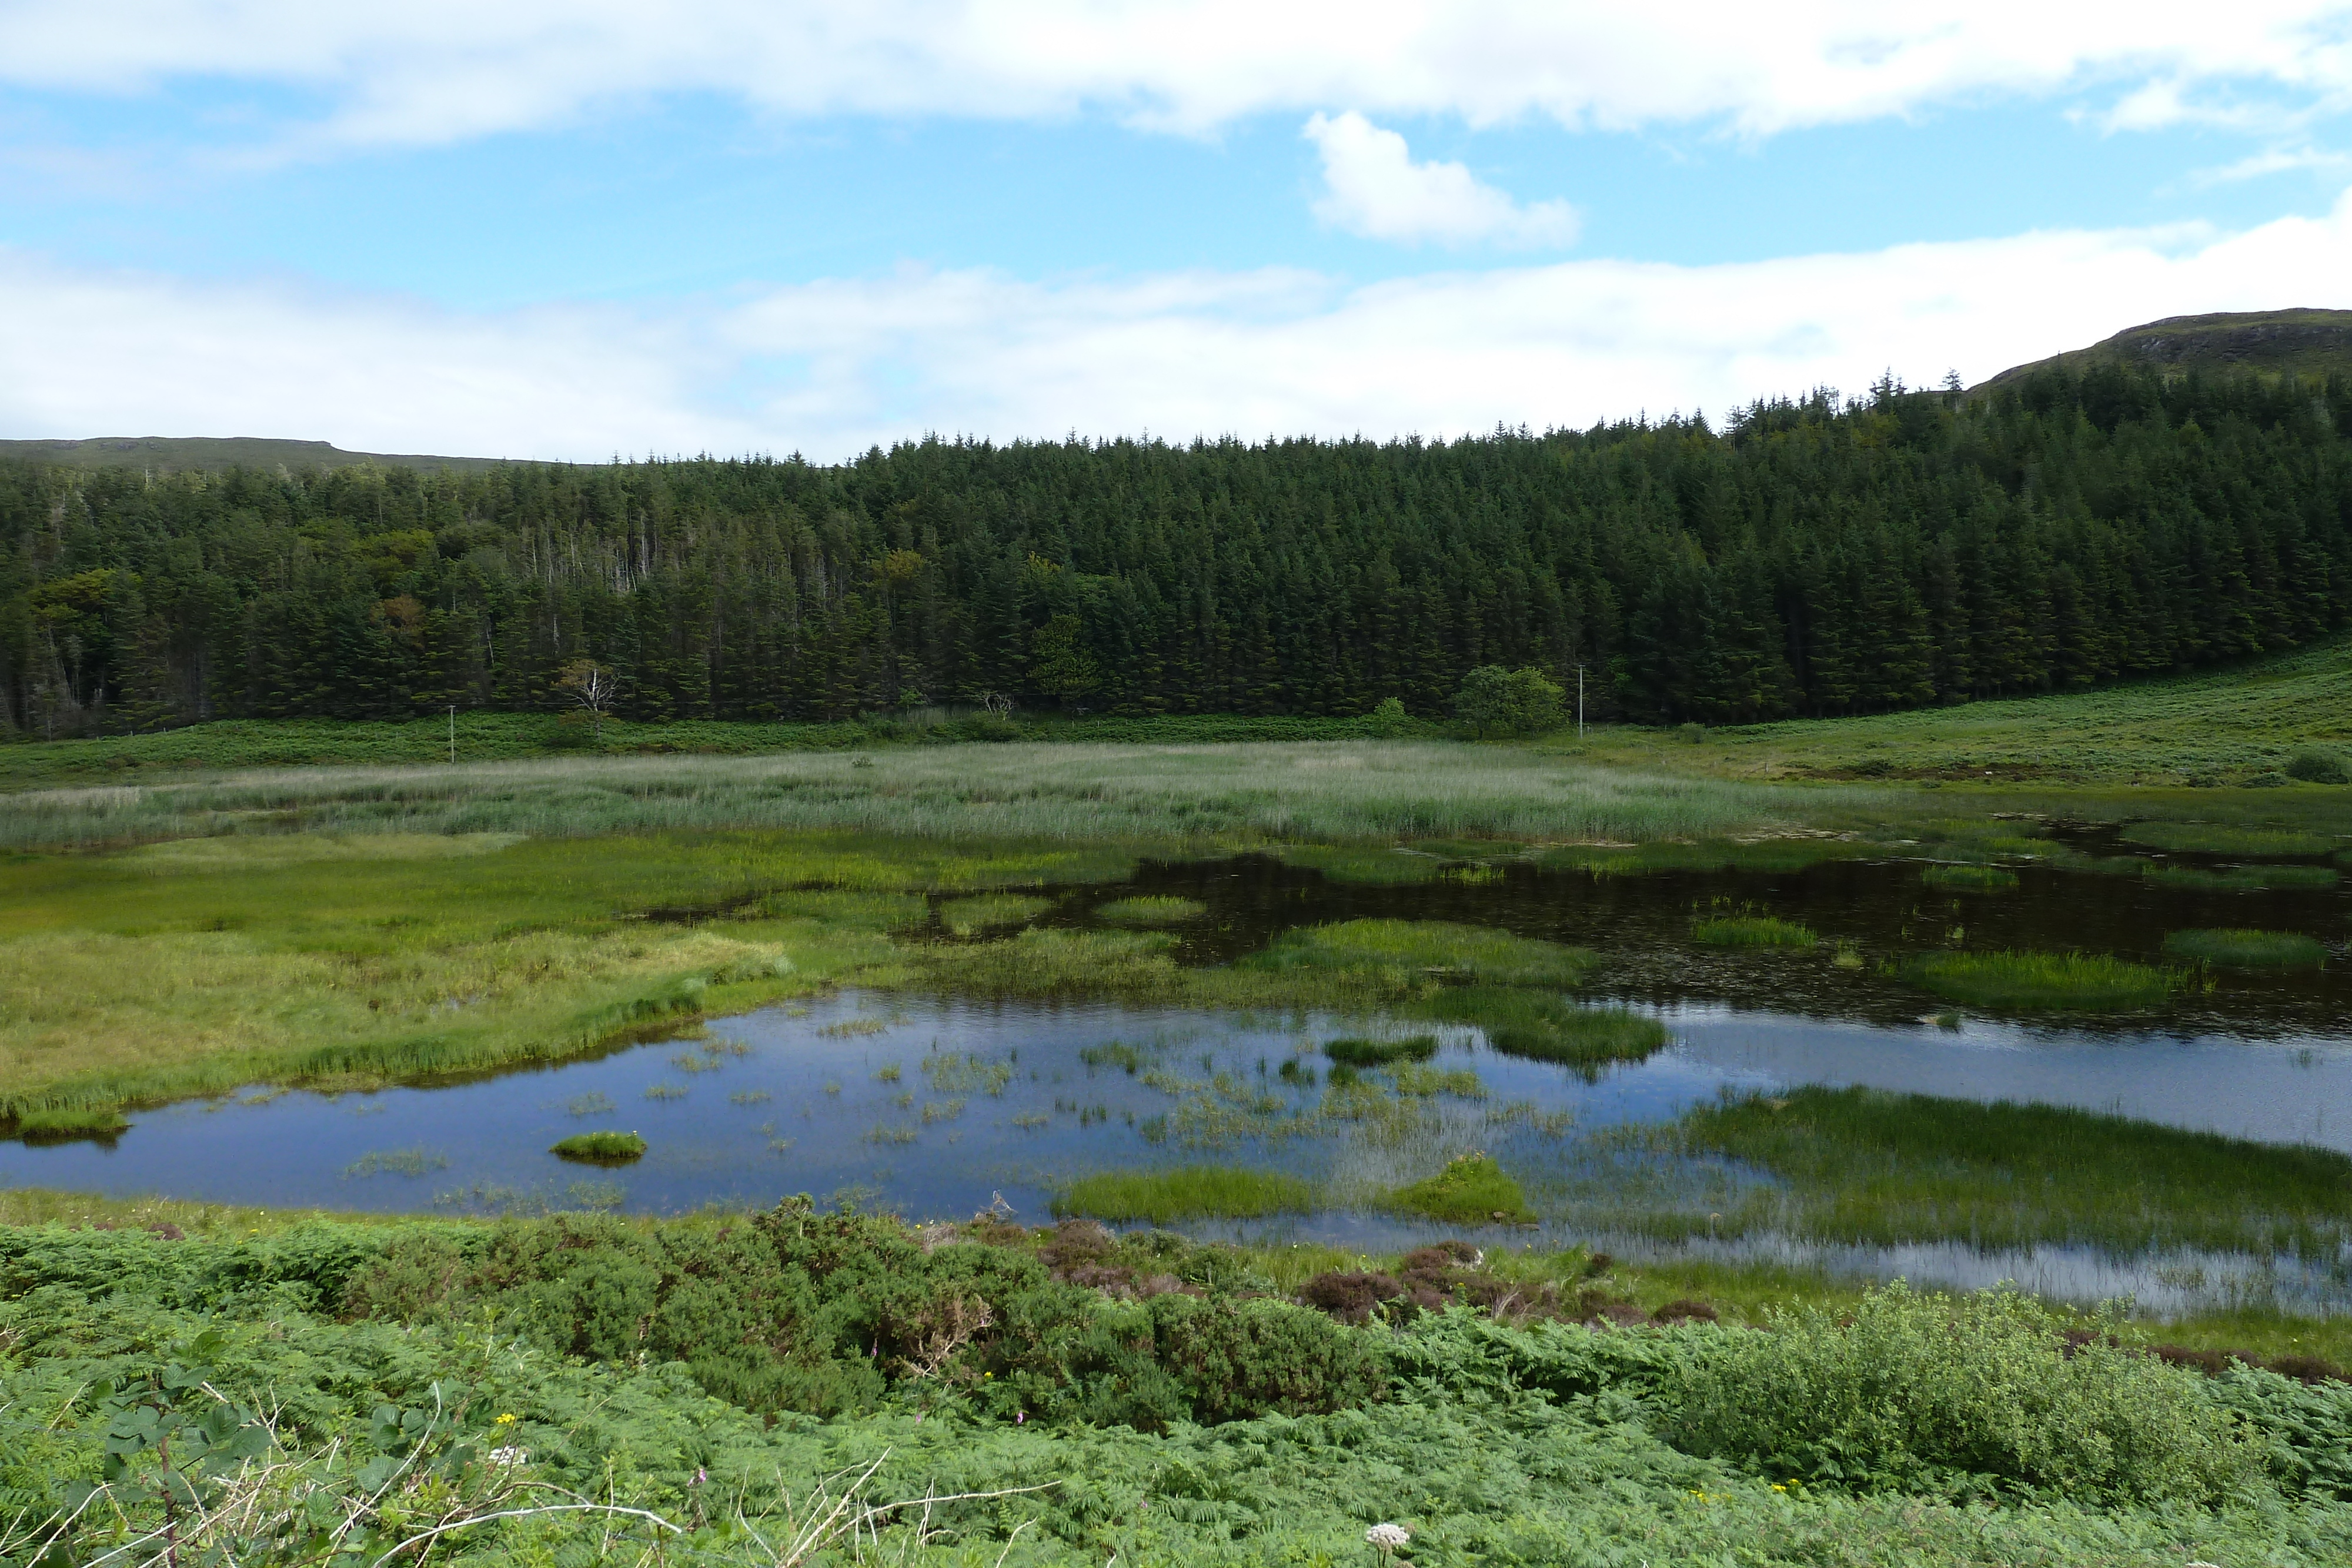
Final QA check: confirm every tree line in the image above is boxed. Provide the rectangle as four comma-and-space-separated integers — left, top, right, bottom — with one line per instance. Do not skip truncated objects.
4, 361, 2348, 738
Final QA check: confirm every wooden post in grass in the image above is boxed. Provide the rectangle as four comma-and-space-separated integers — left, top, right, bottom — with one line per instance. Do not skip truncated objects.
448, 705, 457, 764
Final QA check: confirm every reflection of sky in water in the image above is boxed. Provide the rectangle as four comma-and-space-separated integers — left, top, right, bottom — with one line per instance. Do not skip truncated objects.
6, 987, 2350, 1313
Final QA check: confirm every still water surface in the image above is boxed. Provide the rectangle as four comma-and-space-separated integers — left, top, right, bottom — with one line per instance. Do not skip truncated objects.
8, 849, 2349, 1311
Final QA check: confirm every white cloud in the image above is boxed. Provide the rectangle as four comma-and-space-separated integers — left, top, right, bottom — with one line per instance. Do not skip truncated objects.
2186, 143, 2352, 185
5, 189, 2352, 461
1304, 112, 1575, 248
2, 3, 2350, 150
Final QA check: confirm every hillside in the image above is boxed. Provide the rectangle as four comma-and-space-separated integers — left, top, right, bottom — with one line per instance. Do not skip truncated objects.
1979, 308, 2352, 390
0, 436, 523, 474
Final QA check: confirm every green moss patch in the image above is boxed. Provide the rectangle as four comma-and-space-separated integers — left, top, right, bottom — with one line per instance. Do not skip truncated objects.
1275, 845, 1445, 885
550, 1131, 648, 1165
1383, 1155, 1534, 1225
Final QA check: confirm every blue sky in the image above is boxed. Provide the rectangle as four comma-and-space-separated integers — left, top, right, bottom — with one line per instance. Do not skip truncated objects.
4, 3, 2351, 459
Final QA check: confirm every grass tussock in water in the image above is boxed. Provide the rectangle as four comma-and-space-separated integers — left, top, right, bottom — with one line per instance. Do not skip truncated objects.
1674, 1085, 2352, 1258
2120, 822, 2338, 857
1246, 919, 1597, 988
549, 1130, 648, 1164
9, 1106, 130, 1142
1904, 950, 2181, 1011
1273, 844, 1446, 884
1053, 1164, 1320, 1222
1383, 1154, 1534, 1225
1321, 1034, 1439, 1066
933, 893, 1053, 936
1094, 895, 1208, 925
1416, 987, 1669, 1072
2141, 861, 2340, 892
2163, 929, 2331, 969
1537, 838, 1867, 877
1692, 915, 1818, 949
1920, 863, 2020, 891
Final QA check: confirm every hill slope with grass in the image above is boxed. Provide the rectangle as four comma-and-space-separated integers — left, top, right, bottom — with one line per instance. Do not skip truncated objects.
1559, 634, 2352, 787
1980, 309, 2352, 390
0, 436, 522, 474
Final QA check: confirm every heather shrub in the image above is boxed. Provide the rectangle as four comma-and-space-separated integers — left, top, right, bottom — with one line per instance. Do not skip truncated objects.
1663, 1282, 2263, 1505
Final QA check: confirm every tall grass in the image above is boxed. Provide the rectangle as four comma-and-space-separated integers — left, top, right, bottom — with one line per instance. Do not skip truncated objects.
1903, 951, 2181, 1011
0, 741, 1810, 852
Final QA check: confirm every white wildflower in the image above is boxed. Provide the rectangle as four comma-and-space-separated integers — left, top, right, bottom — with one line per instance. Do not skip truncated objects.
486, 1446, 530, 1467
1365, 1522, 1411, 1554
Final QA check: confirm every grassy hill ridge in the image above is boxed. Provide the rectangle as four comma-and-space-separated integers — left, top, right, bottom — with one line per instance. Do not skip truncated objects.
0, 435, 533, 474
1980, 308, 2352, 390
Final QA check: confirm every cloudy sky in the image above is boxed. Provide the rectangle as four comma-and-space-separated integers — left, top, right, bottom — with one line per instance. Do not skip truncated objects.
4, 2, 2352, 459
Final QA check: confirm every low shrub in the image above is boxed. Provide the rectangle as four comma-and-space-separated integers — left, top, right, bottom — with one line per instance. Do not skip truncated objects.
2284, 745, 2352, 784
1383, 1155, 1534, 1225
1665, 1282, 2263, 1505
2163, 929, 2330, 970
1322, 1035, 1439, 1066
549, 1131, 647, 1164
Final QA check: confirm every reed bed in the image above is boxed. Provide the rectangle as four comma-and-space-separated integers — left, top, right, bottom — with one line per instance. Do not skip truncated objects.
1094, 895, 1209, 925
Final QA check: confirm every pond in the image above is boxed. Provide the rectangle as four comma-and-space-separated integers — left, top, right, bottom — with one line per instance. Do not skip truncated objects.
7, 845, 2349, 1313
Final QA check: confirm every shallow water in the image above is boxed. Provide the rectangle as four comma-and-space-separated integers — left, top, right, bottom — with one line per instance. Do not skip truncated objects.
8, 848, 2350, 1311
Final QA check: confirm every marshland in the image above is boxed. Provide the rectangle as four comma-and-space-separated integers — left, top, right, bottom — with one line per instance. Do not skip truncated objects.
6, 393, 2352, 1564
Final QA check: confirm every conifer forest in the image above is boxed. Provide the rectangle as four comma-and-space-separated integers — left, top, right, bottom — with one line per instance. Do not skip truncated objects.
7, 362, 2348, 738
